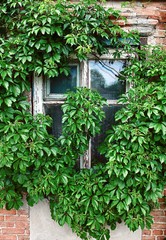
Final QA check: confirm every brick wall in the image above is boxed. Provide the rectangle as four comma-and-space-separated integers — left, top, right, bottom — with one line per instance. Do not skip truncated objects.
107, 0, 166, 48
0, 1, 165, 240
0, 200, 30, 240
142, 189, 166, 240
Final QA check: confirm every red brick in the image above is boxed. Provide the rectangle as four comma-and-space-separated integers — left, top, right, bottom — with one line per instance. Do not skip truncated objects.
109, 14, 118, 20
6, 222, 15, 227
159, 11, 166, 23
151, 223, 166, 230
157, 237, 166, 240
113, 20, 126, 26
0, 237, 17, 240
15, 221, 29, 229
17, 236, 29, 240
0, 216, 4, 221
17, 210, 28, 216
160, 203, 166, 209
159, 5, 166, 11
155, 38, 166, 45
5, 216, 28, 222
142, 230, 152, 236
143, 2, 166, 8
141, 237, 155, 240
151, 210, 165, 216
156, 24, 166, 30
0, 209, 16, 215
154, 30, 166, 38
25, 229, 30, 235
2, 227, 25, 235
0, 221, 15, 227
136, 9, 159, 18
153, 230, 164, 235
154, 216, 166, 223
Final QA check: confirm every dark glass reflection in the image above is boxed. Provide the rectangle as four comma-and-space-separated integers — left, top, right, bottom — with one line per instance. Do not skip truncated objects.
90, 60, 126, 99
91, 105, 123, 165
45, 104, 63, 138
50, 66, 77, 94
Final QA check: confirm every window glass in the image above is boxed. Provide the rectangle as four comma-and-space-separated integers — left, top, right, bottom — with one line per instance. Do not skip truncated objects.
46, 65, 78, 97
44, 104, 63, 138
91, 105, 123, 165
89, 59, 126, 165
89, 60, 126, 99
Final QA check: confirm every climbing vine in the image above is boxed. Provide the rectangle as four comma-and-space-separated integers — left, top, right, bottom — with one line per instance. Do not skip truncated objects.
0, 0, 165, 239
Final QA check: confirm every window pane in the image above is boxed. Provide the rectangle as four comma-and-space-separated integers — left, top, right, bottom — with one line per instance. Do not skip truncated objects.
44, 104, 63, 138
89, 60, 126, 100
49, 66, 78, 94
91, 105, 123, 165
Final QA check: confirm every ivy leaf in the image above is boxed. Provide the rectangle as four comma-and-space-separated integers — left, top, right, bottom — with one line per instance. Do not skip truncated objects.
12, 86, 21, 97
4, 98, 13, 107
2, 81, 9, 89
61, 175, 68, 185
51, 147, 58, 156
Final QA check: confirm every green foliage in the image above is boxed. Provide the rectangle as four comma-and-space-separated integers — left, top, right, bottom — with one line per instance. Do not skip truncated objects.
100, 46, 166, 233
0, 88, 106, 210
50, 166, 112, 240
0, 0, 139, 77
61, 88, 106, 154
0, 0, 165, 239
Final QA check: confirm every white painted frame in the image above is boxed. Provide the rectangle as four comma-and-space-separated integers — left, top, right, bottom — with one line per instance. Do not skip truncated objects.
33, 73, 43, 115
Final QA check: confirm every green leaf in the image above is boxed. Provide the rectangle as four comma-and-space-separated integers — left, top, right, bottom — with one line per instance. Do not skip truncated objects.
2, 81, 9, 89
46, 45, 52, 53
96, 215, 105, 224
55, 26, 63, 36
4, 98, 13, 107
51, 147, 58, 156
1, 71, 7, 79
12, 86, 21, 97
61, 175, 68, 185
21, 134, 28, 142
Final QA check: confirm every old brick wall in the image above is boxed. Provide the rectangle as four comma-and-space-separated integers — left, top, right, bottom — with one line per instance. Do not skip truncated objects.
0, 200, 30, 240
107, 0, 166, 47
0, 1, 165, 240
142, 189, 166, 240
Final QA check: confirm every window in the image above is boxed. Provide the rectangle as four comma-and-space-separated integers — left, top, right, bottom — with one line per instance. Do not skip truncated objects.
45, 65, 79, 100
33, 53, 128, 168
44, 64, 80, 138
89, 60, 125, 100
89, 59, 126, 166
